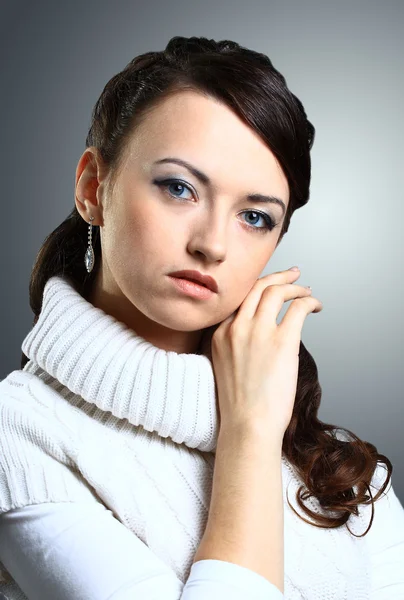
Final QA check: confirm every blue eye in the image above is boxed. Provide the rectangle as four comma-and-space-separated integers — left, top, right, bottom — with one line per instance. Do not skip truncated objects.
169, 182, 191, 198
155, 178, 194, 201
241, 210, 275, 232
154, 177, 276, 233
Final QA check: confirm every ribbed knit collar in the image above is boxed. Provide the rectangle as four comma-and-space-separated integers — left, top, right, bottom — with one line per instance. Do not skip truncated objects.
21, 275, 219, 453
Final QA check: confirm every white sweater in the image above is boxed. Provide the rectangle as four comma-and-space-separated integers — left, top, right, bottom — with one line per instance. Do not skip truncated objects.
0, 274, 403, 599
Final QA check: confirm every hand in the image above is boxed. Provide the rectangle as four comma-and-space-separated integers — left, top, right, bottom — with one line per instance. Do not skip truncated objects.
210, 268, 323, 443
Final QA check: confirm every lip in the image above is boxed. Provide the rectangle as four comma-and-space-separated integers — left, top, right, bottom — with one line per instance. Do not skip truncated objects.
168, 276, 215, 300
168, 270, 219, 293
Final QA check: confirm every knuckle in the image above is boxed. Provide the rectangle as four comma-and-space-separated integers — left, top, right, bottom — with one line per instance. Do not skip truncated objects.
228, 318, 246, 341
291, 296, 309, 306
261, 284, 279, 297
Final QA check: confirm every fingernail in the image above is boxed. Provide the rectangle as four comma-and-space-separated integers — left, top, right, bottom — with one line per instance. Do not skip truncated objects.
289, 266, 300, 271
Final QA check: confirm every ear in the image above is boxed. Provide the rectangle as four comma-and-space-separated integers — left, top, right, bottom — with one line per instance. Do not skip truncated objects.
75, 147, 109, 226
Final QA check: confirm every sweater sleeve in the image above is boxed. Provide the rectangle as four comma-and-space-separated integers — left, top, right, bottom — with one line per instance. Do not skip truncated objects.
0, 501, 283, 600
366, 464, 404, 598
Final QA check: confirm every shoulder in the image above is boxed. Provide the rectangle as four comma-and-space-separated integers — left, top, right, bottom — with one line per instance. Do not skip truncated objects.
0, 367, 62, 414
0, 367, 79, 460
0, 368, 37, 404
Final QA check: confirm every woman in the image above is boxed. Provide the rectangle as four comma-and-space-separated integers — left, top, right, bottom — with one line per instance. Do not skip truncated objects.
0, 36, 403, 600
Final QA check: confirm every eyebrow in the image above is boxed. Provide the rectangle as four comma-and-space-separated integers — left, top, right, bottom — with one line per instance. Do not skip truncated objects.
153, 157, 286, 216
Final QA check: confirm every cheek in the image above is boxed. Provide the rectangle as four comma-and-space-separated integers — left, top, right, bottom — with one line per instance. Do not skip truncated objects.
232, 246, 270, 283
227, 250, 272, 305
119, 207, 178, 266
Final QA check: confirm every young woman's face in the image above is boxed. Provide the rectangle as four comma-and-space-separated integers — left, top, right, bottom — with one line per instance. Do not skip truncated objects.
76, 90, 289, 352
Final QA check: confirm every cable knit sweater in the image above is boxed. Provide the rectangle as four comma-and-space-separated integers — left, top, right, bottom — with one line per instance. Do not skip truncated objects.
0, 274, 403, 599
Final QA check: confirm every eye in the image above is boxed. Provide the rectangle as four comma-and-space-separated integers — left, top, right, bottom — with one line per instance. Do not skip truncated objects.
240, 210, 275, 233
154, 178, 194, 201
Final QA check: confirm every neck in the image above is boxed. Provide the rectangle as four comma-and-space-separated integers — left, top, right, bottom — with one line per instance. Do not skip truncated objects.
21, 274, 219, 452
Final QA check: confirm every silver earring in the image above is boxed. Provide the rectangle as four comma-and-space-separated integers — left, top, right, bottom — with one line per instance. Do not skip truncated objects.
84, 215, 95, 273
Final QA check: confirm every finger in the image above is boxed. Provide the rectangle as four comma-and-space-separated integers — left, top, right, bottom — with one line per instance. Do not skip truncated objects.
235, 270, 302, 321
252, 283, 313, 328
278, 295, 323, 341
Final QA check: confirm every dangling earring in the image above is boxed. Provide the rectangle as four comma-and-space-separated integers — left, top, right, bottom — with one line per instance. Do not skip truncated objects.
84, 215, 95, 273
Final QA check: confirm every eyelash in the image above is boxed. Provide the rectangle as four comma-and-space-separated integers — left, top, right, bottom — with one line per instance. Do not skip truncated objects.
153, 178, 276, 233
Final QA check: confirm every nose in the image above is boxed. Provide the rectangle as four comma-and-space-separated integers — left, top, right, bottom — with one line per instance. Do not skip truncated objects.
186, 209, 228, 263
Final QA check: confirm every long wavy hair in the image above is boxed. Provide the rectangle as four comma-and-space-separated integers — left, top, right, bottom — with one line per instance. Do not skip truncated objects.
21, 35, 391, 535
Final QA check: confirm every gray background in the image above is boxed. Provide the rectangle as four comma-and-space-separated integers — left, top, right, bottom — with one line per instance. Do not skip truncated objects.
1, 0, 403, 502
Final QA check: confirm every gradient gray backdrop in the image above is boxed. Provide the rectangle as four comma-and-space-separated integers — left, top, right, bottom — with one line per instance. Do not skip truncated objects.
1, 0, 403, 502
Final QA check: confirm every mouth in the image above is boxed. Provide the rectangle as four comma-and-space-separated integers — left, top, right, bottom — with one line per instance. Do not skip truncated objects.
168, 270, 219, 293
168, 275, 216, 300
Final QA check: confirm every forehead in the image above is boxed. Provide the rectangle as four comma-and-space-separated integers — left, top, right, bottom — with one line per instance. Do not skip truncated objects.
124, 90, 289, 203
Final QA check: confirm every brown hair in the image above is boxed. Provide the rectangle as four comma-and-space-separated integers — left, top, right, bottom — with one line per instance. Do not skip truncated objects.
21, 35, 392, 535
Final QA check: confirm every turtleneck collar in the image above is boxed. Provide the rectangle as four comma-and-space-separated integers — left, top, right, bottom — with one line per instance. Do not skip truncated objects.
21, 275, 219, 453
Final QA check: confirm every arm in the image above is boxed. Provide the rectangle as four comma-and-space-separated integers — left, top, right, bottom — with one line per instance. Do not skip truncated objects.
0, 500, 283, 600
192, 423, 284, 594
366, 464, 404, 599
